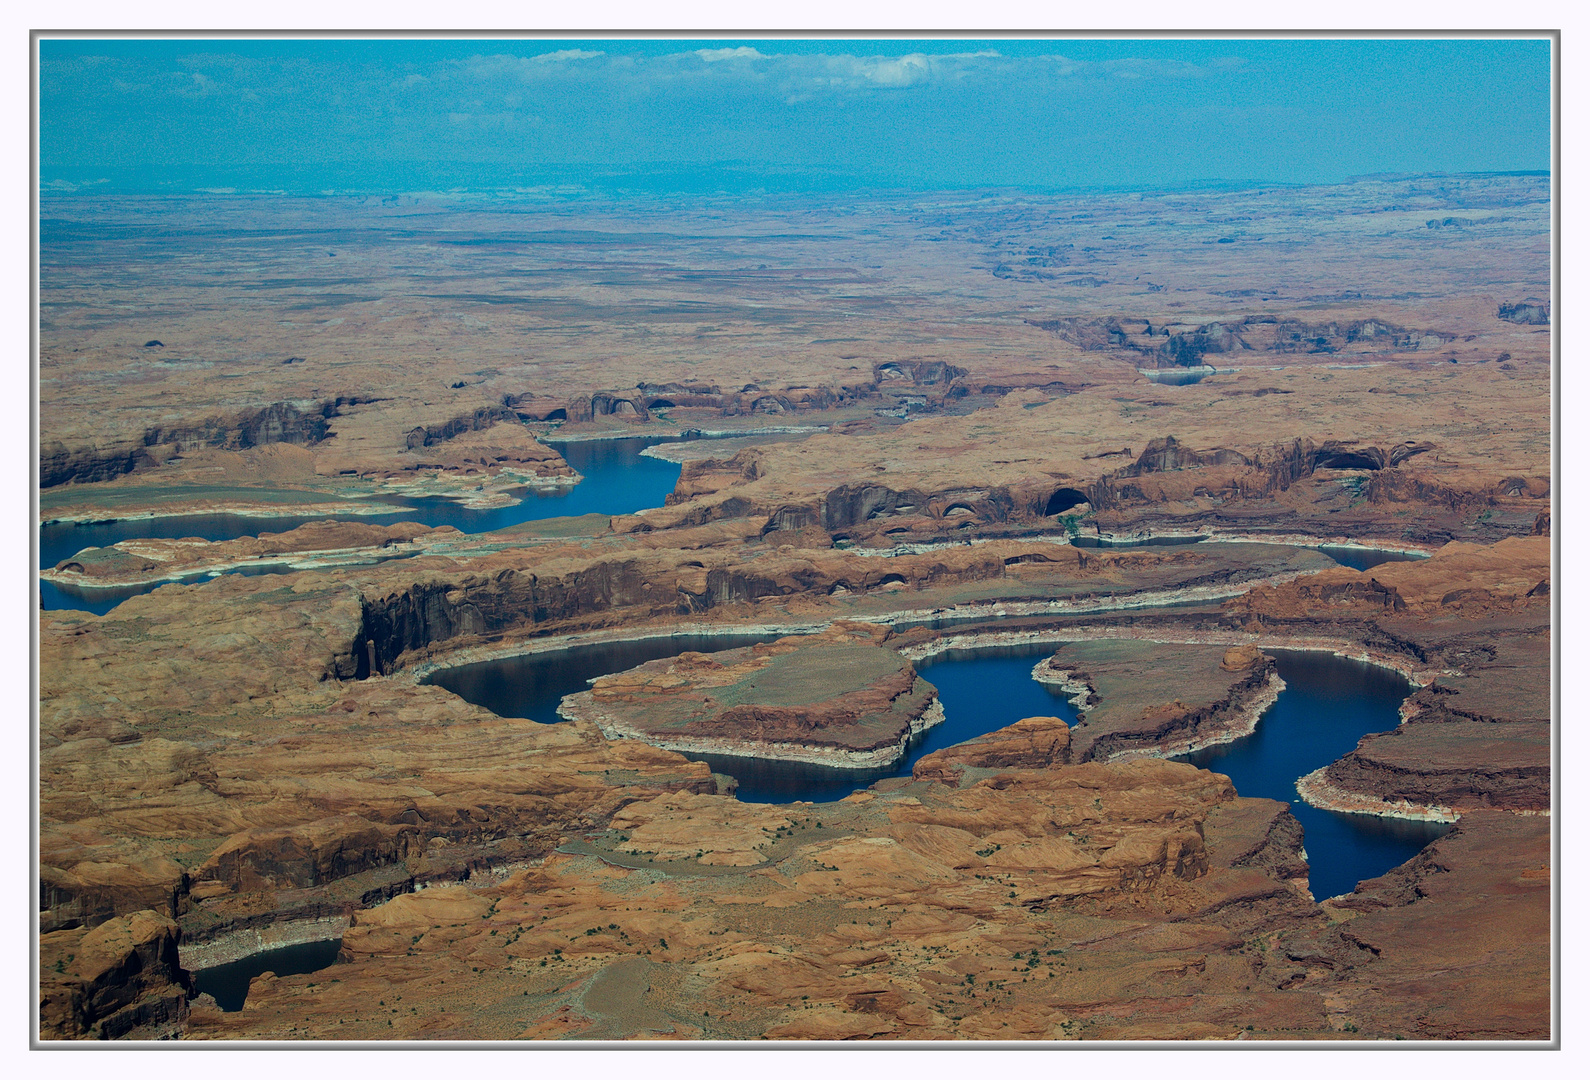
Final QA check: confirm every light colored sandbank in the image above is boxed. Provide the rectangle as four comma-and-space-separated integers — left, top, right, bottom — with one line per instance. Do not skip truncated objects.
178, 915, 348, 972
41, 499, 413, 526
847, 531, 1435, 560
558, 693, 945, 770
1030, 664, 1096, 714
407, 569, 1445, 690
367, 467, 579, 509
898, 627, 1449, 687
543, 424, 828, 445
1294, 768, 1460, 824
1294, 767, 1550, 824
404, 570, 1312, 684
867, 569, 1316, 625
637, 429, 826, 463
41, 542, 427, 591
1101, 672, 1286, 762
405, 620, 832, 684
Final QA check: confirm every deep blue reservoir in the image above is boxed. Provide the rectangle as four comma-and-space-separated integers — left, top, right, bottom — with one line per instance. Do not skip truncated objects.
39, 436, 689, 611
432, 635, 1444, 900
1175, 649, 1448, 900
190, 938, 344, 1013
690, 645, 1082, 804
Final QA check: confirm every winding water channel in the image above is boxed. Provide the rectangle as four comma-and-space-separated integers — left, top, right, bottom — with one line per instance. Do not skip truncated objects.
39, 436, 690, 613
49, 431, 1450, 1006
434, 638, 1446, 901
39, 430, 1426, 615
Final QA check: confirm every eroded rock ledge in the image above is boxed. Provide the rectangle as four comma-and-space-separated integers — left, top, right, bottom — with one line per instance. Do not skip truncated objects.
36, 530, 1550, 1039
1034, 641, 1285, 763
561, 622, 944, 768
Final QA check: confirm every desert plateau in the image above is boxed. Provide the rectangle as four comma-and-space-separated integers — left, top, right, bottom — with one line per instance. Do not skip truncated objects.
35, 37, 1554, 1045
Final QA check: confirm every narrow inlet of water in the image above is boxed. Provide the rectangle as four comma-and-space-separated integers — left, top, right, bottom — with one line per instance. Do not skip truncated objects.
38, 435, 696, 613
423, 633, 790, 723
1174, 649, 1448, 900
432, 636, 1447, 902
189, 938, 343, 1013
1315, 545, 1428, 571
691, 646, 1082, 803
40, 437, 685, 568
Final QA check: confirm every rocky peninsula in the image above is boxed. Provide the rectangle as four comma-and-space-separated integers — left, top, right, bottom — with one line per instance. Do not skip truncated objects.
1034, 641, 1285, 762
562, 623, 943, 768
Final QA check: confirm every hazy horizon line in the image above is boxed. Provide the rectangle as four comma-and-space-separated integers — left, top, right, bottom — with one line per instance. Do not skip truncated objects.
37, 163, 1553, 202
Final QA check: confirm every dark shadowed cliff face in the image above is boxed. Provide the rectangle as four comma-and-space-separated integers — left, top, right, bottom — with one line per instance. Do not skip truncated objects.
39, 911, 193, 1040
1317, 722, 1551, 812
39, 397, 382, 488
1498, 300, 1550, 325
36, 528, 1550, 1041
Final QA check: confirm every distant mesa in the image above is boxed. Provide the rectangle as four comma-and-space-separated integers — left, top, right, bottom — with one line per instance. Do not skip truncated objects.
1025, 313, 1453, 367
143, 340, 163, 348
1498, 300, 1549, 326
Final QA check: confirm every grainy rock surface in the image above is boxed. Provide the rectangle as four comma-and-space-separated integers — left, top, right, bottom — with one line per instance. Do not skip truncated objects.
37, 176, 1551, 1041
564, 622, 942, 766
1035, 640, 1283, 762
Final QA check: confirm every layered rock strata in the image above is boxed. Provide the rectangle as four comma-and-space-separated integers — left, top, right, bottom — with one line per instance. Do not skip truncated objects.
45, 521, 458, 590
1229, 537, 1552, 819
37, 177, 1552, 1040
39, 911, 193, 1040
36, 529, 1550, 1040
1279, 811, 1551, 1039
1033, 641, 1285, 763
561, 622, 943, 768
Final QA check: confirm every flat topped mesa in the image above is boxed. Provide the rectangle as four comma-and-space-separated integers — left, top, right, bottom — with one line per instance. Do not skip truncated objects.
1035, 640, 1284, 763
560, 621, 943, 768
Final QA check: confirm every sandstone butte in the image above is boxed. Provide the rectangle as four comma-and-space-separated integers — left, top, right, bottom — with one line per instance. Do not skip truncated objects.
36, 176, 1551, 1041
562, 623, 945, 769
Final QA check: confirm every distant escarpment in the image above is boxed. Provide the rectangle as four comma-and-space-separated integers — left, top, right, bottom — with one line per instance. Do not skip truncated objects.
655, 430, 1544, 551
40, 396, 380, 488
505, 361, 970, 427
1024, 313, 1456, 367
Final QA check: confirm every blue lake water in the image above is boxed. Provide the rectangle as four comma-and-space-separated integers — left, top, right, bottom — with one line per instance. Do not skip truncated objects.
423, 633, 790, 723
1176, 649, 1448, 900
39, 430, 1426, 613
1070, 535, 1209, 549
1315, 545, 1428, 572
691, 646, 1082, 803
38, 436, 690, 612
434, 635, 1444, 900
190, 938, 344, 1013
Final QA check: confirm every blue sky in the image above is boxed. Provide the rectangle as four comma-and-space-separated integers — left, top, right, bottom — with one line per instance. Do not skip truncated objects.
38, 37, 1552, 194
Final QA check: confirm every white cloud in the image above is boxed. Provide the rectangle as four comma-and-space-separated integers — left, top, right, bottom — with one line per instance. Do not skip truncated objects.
696, 47, 765, 62
533, 49, 604, 63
